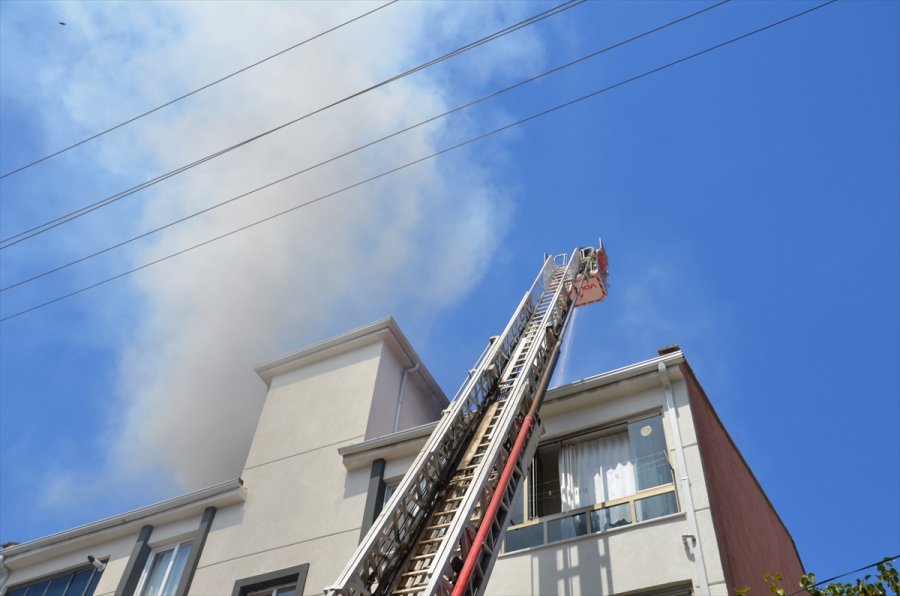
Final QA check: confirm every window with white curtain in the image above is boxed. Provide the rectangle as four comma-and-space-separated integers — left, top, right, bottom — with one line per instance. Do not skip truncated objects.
530, 413, 672, 519
505, 413, 678, 552
559, 431, 635, 511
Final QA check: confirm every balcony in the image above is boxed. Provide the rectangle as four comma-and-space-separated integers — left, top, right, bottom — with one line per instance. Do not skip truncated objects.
504, 451, 679, 553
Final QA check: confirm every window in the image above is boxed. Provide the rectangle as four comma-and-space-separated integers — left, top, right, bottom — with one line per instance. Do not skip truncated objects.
632, 582, 693, 596
6, 564, 104, 596
246, 582, 297, 596
135, 540, 193, 596
505, 413, 679, 552
232, 564, 309, 596
383, 480, 399, 504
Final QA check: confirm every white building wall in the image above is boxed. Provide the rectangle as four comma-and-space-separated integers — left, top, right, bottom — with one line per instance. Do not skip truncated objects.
668, 373, 728, 594
332, 362, 729, 596
364, 341, 446, 441
189, 340, 385, 595
487, 515, 694, 595
2, 320, 746, 596
481, 370, 728, 595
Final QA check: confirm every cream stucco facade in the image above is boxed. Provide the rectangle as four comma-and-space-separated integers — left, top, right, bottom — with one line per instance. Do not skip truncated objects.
0, 318, 802, 596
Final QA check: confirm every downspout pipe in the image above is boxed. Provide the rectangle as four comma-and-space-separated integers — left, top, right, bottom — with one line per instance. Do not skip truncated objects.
393, 362, 420, 433
658, 361, 710, 596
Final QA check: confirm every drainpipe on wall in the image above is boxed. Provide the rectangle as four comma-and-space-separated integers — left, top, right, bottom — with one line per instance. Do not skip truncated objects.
659, 361, 711, 596
393, 362, 420, 433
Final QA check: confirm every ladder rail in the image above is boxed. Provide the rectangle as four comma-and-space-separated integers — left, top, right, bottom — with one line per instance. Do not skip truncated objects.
457, 264, 591, 596
387, 288, 565, 595
467, 426, 544, 596
325, 254, 565, 596
419, 252, 584, 594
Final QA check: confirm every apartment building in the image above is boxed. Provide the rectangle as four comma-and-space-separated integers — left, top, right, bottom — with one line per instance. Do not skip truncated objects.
0, 318, 804, 596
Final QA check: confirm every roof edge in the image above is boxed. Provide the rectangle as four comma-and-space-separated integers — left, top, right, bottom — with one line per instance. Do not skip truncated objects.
339, 420, 438, 459
338, 350, 687, 460
1, 478, 245, 561
254, 317, 447, 404
545, 350, 685, 402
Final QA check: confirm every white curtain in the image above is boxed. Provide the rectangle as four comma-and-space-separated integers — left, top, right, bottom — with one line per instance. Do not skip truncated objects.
558, 433, 635, 513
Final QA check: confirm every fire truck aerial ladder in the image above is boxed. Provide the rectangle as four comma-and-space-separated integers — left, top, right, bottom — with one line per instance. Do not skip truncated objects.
326, 241, 610, 596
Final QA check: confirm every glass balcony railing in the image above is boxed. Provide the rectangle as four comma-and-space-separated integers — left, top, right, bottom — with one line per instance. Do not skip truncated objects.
504, 452, 680, 553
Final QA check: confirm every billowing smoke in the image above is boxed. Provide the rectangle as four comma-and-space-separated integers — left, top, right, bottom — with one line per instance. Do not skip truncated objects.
22, 2, 546, 492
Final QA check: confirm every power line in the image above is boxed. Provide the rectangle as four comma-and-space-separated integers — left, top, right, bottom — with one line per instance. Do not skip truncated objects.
0, 0, 584, 249
0, 1, 400, 180
0, 0, 838, 323
0, 0, 732, 293
788, 555, 899, 595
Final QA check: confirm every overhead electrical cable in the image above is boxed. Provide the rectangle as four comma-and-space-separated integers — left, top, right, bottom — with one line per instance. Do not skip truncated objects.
788, 555, 899, 595
0, 0, 731, 293
0, 0, 400, 179
0, 0, 838, 323
0, 0, 584, 249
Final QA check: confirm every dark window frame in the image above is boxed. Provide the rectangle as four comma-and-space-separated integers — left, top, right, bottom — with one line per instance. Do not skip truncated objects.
5, 562, 104, 596
359, 459, 386, 541
116, 506, 216, 596
231, 564, 309, 596
135, 538, 195, 595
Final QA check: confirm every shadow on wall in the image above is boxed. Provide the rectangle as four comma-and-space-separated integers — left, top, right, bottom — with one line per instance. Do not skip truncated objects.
342, 461, 371, 500
535, 534, 612, 595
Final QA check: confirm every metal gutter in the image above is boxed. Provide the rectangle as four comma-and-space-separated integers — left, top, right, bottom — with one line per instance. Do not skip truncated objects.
545, 350, 685, 402
1, 478, 245, 565
338, 421, 439, 470
338, 421, 439, 458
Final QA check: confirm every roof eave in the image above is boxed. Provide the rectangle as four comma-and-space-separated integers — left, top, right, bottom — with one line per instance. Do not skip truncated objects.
336, 350, 688, 467
545, 350, 685, 402
2, 478, 246, 567
254, 317, 447, 405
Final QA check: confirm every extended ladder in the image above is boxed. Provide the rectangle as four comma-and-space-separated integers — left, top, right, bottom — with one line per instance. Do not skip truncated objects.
326, 244, 608, 596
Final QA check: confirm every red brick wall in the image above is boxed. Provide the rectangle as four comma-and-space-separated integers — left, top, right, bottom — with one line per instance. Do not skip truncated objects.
679, 362, 805, 594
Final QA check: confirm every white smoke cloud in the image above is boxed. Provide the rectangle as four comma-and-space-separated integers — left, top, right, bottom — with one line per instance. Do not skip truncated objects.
15, 1, 547, 494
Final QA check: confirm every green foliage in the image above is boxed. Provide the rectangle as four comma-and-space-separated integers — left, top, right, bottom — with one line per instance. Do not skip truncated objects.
764, 572, 787, 596
734, 558, 899, 596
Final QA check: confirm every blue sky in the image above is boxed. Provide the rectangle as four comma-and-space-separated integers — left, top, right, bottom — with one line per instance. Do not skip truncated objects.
1, 0, 897, 589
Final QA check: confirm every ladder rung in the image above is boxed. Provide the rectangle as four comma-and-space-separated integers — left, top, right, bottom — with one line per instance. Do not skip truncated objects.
368, 282, 573, 596
425, 522, 451, 531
